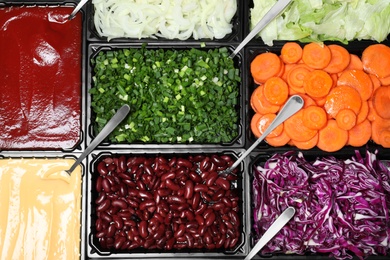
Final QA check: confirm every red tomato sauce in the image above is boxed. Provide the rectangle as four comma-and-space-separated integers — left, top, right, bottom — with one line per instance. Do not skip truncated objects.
0, 6, 82, 150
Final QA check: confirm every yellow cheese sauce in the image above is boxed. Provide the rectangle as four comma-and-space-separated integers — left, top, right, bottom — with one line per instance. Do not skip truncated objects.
0, 158, 82, 260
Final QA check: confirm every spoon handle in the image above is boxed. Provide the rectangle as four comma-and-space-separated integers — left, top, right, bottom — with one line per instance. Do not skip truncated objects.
226, 95, 304, 173
68, 0, 89, 20
67, 104, 130, 174
245, 207, 296, 260
229, 0, 293, 58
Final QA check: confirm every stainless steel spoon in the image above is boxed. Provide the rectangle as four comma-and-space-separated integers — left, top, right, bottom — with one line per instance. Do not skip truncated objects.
229, 0, 293, 58
65, 104, 130, 175
245, 207, 296, 260
221, 95, 304, 175
68, 0, 89, 20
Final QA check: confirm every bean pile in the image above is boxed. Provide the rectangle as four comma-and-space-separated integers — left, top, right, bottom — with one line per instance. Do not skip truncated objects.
94, 154, 241, 251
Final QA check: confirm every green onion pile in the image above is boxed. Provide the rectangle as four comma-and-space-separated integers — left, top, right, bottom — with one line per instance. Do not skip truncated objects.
90, 46, 240, 143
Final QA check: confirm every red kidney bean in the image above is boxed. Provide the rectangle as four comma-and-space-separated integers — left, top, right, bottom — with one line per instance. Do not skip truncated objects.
195, 214, 205, 226
200, 192, 212, 202
194, 203, 207, 215
212, 202, 225, 211
106, 193, 119, 200
191, 192, 201, 210
205, 212, 216, 227
221, 197, 233, 208
103, 157, 113, 164
133, 235, 144, 246
157, 188, 170, 197
165, 179, 180, 191
139, 220, 148, 239
176, 236, 187, 243
185, 233, 194, 248
188, 171, 202, 183
127, 156, 144, 167
156, 237, 166, 249
102, 178, 111, 193
230, 237, 239, 248
177, 158, 193, 168
165, 237, 175, 250
114, 235, 126, 249
95, 193, 106, 205
167, 195, 186, 204
99, 211, 112, 223
200, 171, 209, 180
153, 224, 165, 240
96, 219, 103, 232
126, 198, 139, 208
211, 155, 226, 167
194, 184, 208, 193
107, 163, 116, 172
112, 215, 124, 229
138, 190, 153, 200
183, 180, 194, 199
200, 157, 211, 171
96, 176, 103, 192
119, 184, 128, 197
203, 232, 213, 245
96, 231, 106, 238
96, 199, 111, 212
143, 164, 153, 176
111, 199, 127, 209
229, 211, 239, 226
106, 224, 116, 238
184, 210, 195, 221
161, 172, 175, 182
97, 161, 108, 176
205, 171, 218, 187
139, 199, 155, 211
174, 223, 185, 238
215, 177, 230, 190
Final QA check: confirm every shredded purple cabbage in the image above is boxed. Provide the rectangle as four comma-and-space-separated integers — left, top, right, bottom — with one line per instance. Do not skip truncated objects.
253, 150, 390, 260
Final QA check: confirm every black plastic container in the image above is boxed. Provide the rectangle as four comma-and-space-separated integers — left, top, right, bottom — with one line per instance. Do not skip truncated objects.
0, 1, 88, 153
86, 149, 250, 258
248, 147, 390, 259
86, 43, 246, 149
86, 1, 243, 43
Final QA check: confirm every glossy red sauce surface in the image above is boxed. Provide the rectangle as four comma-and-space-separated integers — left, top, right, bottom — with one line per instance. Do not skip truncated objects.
0, 6, 82, 150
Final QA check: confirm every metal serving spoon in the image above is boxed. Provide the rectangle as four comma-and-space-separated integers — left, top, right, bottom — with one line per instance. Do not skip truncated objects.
229, 0, 293, 58
65, 104, 130, 175
221, 95, 304, 175
68, 0, 89, 20
245, 207, 296, 260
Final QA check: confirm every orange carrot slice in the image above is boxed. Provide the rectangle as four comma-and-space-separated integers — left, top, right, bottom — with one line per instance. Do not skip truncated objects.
324, 85, 362, 118
356, 101, 369, 124
317, 119, 348, 152
347, 119, 371, 147
280, 42, 303, 64
379, 75, 390, 86
287, 64, 311, 93
323, 44, 351, 74
284, 110, 318, 142
265, 128, 291, 147
257, 113, 284, 138
251, 52, 283, 84
335, 108, 357, 131
263, 77, 289, 105
372, 85, 390, 119
337, 69, 373, 101
369, 73, 381, 92
371, 116, 390, 147
302, 106, 327, 130
250, 85, 280, 114
292, 133, 318, 150
250, 113, 263, 138
302, 42, 332, 69
303, 70, 333, 98
362, 44, 390, 78
345, 54, 363, 71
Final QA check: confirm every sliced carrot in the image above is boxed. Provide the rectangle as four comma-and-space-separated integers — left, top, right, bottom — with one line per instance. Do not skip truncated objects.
367, 100, 379, 122
302, 42, 332, 69
345, 54, 363, 71
347, 119, 371, 147
297, 93, 316, 108
330, 73, 338, 88
292, 133, 318, 150
323, 44, 351, 74
284, 110, 318, 142
362, 44, 390, 78
335, 108, 357, 131
324, 85, 362, 118
302, 106, 327, 130
317, 119, 348, 152
369, 73, 381, 92
337, 69, 373, 101
263, 77, 289, 105
250, 113, 263, 138
372, 85, 390, 119
379, 130, 390, 148
265, 128, 291, 147
313, 96, 327, 107
287, 64, 311, 93
303, 70, 333, 98
280, 42, 303, 64
250, 85, 280, 114
257, 113, 284, 138
371, 117, 390, 147
379, 75, 390, 86
251, 52, 283, 84
356, 101, 369, 124
282, 63, 295, 82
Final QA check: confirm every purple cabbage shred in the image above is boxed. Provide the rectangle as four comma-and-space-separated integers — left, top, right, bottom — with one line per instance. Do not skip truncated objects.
253, 150, 390, 260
